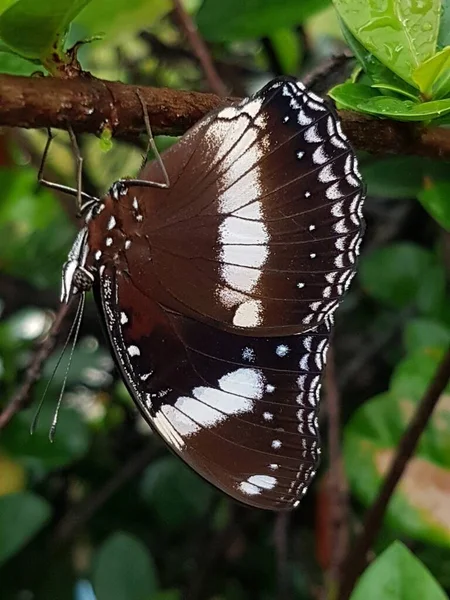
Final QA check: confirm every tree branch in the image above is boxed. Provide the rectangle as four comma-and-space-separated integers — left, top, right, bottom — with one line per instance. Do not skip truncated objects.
0, 302, 71, 430
0, 74, 449, 159
337, 346, 450, 600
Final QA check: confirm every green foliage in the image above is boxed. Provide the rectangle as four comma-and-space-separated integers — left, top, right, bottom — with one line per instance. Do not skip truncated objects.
197, 0, 330, 41
359, 243, 444, 311
74, 0, 170, 42
418, 181, 450, 231
0, 0, 91, 60
93, 532, 158, 600
350, 542, 448, 600
0, 167, 75, 289
360, 156, 450, 199
333, 0, 441, 87
329, 83, 450, 122
332, 0, 450, 122
0, 1, 449, 599
140, 456, 213, 530
0, 493, 51, 565
1, 404, 90, 469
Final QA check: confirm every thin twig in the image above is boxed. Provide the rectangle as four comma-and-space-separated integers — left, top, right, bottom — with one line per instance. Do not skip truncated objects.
274, 512, 291, 600
185, 504, 240, 600
324, 345, 349, 592
53, 443, 156, 545
338, 346, 450, 600
0, 302, 71, 430
172, 0, 227, 97
0, 74, 449, 159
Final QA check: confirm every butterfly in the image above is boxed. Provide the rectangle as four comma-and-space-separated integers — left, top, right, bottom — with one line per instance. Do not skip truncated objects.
60, 76, 364, 510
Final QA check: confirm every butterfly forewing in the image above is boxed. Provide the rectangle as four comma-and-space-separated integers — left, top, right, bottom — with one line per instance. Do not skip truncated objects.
97, 267, 329, 509
124, 76, 364, 335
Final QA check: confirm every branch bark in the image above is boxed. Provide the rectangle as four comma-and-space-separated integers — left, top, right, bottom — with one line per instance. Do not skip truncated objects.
0, 74, 449, 159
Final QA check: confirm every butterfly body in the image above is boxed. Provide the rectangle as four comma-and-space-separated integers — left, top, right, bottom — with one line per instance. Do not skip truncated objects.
62, 76, 365, 510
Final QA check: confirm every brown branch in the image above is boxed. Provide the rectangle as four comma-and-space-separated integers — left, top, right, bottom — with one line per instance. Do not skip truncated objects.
0, 302, 71, 430
338, 346, 450, 600
172, 0, 227, 97
324, 345, 349, 591
0, 74, 449, 159
274, 512, 291, 600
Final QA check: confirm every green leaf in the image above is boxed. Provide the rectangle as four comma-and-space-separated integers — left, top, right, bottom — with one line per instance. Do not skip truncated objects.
1, 404, 90, 469
0, 50, 43, 74
360, 156, 450, 199
93, 532, 158, 600
350, 542, 447, 600
0, 167, 75, 289
339, 17, 419, 100
197, 0, 331, 41
0, 0, 92, 60
413, 46, 450, 99
359, 243, 436, 309
0, 492, 51, 565
439, 0, 450, 47
268, 28, 303, 75
344, 383, 450, 547
404, 319, 450, 355
140, 456, 213, 530
333, 0, 441, 87
329, 82, 450, 121
418, 180, 450, 231
74, 0, 170, 41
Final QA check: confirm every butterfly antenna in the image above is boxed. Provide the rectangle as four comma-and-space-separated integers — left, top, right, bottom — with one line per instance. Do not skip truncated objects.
49, 293, 86, 442
30, 294, 85, 436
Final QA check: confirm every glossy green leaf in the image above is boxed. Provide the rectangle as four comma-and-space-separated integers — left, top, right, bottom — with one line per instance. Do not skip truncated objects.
413, 46, 450, 99
75, 0, 170, 41
350, 542, 447, 600
418, 180, 450, 231
197, 0, 330, 41
339, 16, 419, 100
0, 0, 91, 60
93, 532, 158, 600
141, 456, 213, 530
0, 492, 51, 565
329, 83, 450, 121
359, 243, 435, 309
333, 0, 441, 87
439, 0, 450, 47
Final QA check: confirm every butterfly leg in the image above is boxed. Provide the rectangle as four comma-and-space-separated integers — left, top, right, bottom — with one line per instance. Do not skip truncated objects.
114, 89, 171, 192
37, 126, 99, 208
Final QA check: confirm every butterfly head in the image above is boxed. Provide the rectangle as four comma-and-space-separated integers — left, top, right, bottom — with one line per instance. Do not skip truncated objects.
61, 227, 95, 303
60, 198, 106, 304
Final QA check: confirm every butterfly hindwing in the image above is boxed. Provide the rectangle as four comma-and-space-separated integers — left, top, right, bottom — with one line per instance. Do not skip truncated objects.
97, 266, 330, 510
